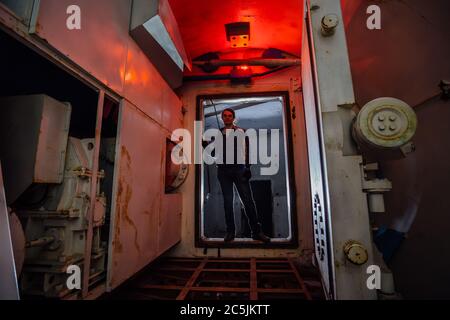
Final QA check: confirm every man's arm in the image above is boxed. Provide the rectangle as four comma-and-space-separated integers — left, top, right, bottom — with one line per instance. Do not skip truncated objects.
245, 134, 250, 168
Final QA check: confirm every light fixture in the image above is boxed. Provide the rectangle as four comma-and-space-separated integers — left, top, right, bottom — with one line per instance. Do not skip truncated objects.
225, 22, 250, 48
230, 65, 253, 83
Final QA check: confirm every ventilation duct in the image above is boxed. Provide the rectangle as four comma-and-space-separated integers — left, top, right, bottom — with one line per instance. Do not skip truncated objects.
130, 0, 190, 89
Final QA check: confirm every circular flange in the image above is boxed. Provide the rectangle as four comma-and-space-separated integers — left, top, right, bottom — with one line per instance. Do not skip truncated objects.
355, 97, 417, 149
165, 141, 189, 193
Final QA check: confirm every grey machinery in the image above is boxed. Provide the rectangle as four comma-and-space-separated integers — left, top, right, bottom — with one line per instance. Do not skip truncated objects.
0, 94, 107, 298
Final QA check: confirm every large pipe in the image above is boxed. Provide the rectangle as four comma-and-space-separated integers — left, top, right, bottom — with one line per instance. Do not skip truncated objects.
184, 66, 291, 82
193, 58, 300, 68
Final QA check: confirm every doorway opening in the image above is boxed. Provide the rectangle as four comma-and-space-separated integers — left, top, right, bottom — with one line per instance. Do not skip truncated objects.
196, 93, 298, 248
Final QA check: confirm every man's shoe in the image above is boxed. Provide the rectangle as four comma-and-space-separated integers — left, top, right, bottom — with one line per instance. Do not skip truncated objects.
224, 232, 235, 242
252, 232, 271, 243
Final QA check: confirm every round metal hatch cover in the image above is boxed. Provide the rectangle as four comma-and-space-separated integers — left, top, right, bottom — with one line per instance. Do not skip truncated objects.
355, 97, 417, 149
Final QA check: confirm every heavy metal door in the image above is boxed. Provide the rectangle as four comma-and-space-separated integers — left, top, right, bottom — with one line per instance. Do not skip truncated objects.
301, 0, 377, 300
301, 4, 335, 299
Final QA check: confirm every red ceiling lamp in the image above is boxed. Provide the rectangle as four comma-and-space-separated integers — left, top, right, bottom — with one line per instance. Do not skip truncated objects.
225, 22, 251, 48
230, 65, 253, 83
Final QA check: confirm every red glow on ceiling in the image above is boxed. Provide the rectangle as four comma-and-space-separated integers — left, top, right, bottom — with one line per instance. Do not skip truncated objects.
168, 0, 304, 60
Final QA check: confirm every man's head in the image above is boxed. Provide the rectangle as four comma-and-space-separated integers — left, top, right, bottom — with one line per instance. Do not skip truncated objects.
221, 108, 236, 127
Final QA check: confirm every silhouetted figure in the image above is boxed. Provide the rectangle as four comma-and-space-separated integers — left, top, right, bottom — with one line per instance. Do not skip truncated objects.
216, 109, 270, 243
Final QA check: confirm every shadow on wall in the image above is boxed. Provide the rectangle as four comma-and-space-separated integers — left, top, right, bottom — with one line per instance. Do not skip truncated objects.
343, 0, 450, 298
381, 99, 450, 299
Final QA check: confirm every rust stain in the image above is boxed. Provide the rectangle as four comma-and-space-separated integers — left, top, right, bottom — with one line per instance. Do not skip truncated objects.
118, 146, 140, 253
122, 183, 141, 254
121, 146, 132, 171
160, 142, 166, 189
113, 178, 123, 255
113, 146, 132, 257
157, 143, 166, 228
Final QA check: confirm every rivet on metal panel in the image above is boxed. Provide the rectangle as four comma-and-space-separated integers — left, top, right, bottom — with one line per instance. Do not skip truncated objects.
321, 14, 339, 37
343, 240, 368, 266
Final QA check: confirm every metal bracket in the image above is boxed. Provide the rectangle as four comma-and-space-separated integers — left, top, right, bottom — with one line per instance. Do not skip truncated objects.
361, 163, 392, 213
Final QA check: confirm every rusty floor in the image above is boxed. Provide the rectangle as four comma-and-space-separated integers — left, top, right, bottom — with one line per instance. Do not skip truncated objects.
106, 257, 325, 300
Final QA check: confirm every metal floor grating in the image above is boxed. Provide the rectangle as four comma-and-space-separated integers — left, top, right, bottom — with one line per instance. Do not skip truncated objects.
108, 257, 325, 300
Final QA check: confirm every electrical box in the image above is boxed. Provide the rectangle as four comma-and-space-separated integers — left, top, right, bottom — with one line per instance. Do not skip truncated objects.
0, 94, 71, 204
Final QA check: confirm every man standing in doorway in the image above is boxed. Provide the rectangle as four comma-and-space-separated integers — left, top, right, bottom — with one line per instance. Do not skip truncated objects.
217, 108, 270, 243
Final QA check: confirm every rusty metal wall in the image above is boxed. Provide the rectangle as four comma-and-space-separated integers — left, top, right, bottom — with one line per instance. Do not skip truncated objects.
107, 101, 182, 290
33, 0, 184, 127
0, 0, 184, 292
1, 0, 310, 294
34, 0, 131, 93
